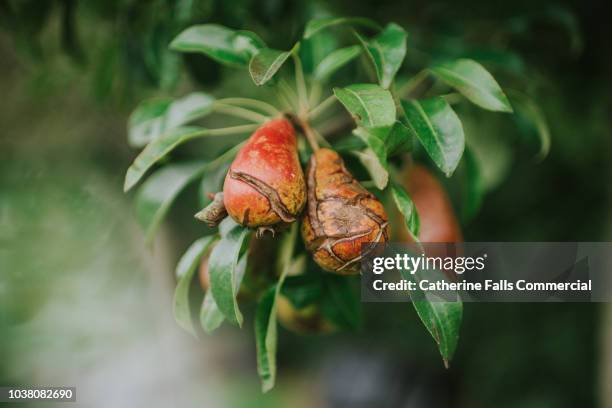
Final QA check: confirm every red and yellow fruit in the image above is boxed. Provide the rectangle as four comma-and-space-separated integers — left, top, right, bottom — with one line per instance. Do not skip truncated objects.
302, 148, 389, 274
223, 118, 306, 231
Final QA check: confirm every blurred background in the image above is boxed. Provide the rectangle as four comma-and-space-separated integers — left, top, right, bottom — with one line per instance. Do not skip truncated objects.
1, 0, 611, 407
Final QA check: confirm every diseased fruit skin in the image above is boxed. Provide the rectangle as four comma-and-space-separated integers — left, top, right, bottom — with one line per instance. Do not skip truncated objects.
276, 295, 336, 335
302, 148, 389, 274
396, 164, 463, 243
223, 118, 306, 228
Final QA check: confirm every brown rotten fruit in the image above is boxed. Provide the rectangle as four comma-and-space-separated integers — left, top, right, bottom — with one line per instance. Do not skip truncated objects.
396, 164, 463, 243
223, 118, 306, 234
302, 148, 389, 274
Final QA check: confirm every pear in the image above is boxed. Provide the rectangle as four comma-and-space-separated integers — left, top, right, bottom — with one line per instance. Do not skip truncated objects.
223, 118, 306, 234
302, 148, 388, 274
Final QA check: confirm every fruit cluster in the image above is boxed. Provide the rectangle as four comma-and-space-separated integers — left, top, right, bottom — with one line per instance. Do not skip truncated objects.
199, 117, 390, 275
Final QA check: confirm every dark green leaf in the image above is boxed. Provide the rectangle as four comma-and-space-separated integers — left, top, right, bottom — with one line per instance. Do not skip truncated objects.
255, 224, 297, 392
249, 47, 292, 86
136, 162, 205, 245
334, 84, 395, 128
314, 45, 361, 81
124, 126, 206, 192
170, 24, 264, 67
208, 218, 250, 326
173, 236, 216, 336
400, 97, 465, 177
430, 59, 512, 112
459, 146, 484, 222
357, 23, 408, 89
383, 121, 412, 155
300, 30, 338, 74
412, 297, 462, 367
281, 274, 324, 309
508, 90, 551, 160
398, 268, 462, 367
320, 275, 361, 330
304, 17, 380, 39
390, 181, 420, 240
200, 252, 248, 334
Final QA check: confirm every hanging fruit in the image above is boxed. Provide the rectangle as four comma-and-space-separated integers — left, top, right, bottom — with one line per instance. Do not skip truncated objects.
222, 118, 306, 236
302, 148, 389, 274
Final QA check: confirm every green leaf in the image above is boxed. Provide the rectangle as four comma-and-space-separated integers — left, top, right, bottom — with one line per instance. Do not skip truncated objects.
459, 146, 484, 222
124, 126, 206, 192
334, 84, 395, 128
314, 45, 362, 81
429, 59, 512, 113
200, 291, 224, 334
390, 181, 420, 240
398, 267, 462, 367
357, 23, 408, 89
170, 24, 264, 67
383, 121, 412, 155
128, 98, 172, 147
173, 236, 216, 336
128, 93, 215, 148
249, 47, 292, 86
281, 274, 324, 309
412, 297, 463, 367
135, 162, 205, 245
400, 97, 465, 177
320, 275, 361, 330
208, 218, 250, 326
303, 17, 380, 39
300, 30, 338, 74
508, 90, 551, 160
353, 148, 388, 190
255, 224, 297, 392
352, 127, 389, 189
200, 252, 248, 334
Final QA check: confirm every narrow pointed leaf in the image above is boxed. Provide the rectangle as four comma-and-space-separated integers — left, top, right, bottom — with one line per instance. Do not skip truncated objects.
412, 297, 462, 367
173, 236, 216, 335
401, 97, 465, 176
208, 218, 250, 326
334, 84, 395, 128
124, 126, 206, 192
255, 224, 297, 392
398, 268, 462, 366
390, 181, 420, 239
357, 23, 408, 88
128, 93, 215, 147
430, 59, 512, 112
200, 252, 248, 333
249, 48, 292, 86
314, 45, 361, 81
304, 17, 380, 39
136, 162, 205, 244
508, 91, 551, 160
170, 24, 264, 67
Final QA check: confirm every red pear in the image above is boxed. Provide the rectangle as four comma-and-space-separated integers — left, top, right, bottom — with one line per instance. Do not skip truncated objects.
223, 118, 306, 231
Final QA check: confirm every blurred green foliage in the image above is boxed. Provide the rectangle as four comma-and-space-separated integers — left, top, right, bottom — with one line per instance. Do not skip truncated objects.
1, 0, 610, 406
